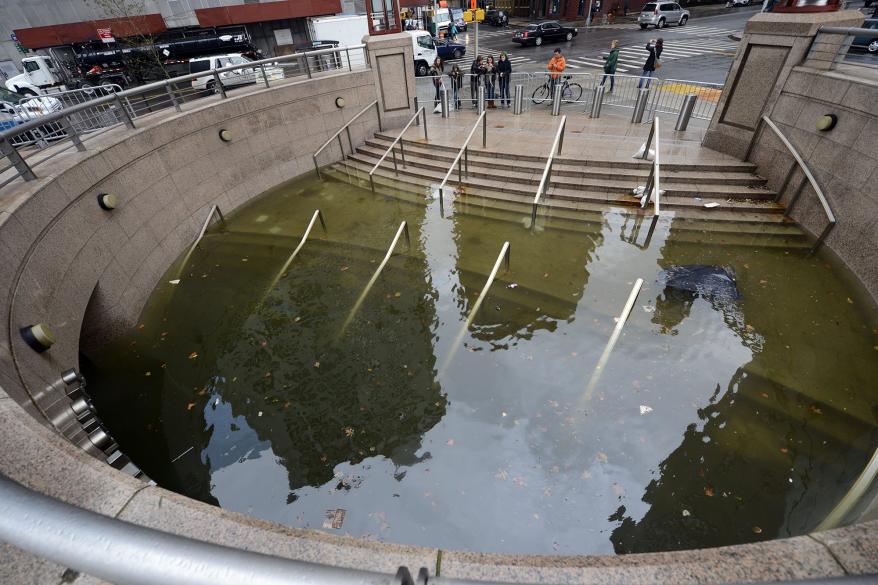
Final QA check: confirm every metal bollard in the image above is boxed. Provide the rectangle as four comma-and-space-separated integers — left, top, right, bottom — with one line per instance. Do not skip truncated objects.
591, 85, 605, 118
675, 94, 698, 131
551, 83, 562, 116
478, 85, 485, 114
513, 84, 524, 115
631, 88, 650, 124
441, 88, 450, 118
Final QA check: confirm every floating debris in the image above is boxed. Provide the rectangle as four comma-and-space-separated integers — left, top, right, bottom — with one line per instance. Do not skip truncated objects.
639, 405, 653, 415
168, 279, 180, 285
323, 508, 346, 529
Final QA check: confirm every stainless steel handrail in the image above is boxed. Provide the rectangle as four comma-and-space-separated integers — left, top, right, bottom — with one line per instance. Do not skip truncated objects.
583, 278, 644, 403
744, 115, 836, 252
174, 205, 226, 280
530, 115, 567, 227
266, 209, 327, 294
436, 111, 487, 209
638, 116, 661, 216
816, 445, 878, 531
340, 221, 412, 335
368, 107, 427, 193
313, 100, 381, 179
439, 241, 510, 374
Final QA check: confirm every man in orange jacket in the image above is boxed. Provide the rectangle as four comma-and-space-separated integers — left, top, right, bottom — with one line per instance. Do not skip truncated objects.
547, 48, 566, 96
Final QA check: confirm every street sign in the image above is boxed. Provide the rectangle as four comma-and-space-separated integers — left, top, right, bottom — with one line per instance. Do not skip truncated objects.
97, 28, 115, 43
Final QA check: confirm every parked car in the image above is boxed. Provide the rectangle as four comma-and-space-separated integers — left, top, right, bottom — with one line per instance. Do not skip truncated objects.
851, 19, 878, 54
638, 2, 689, 28
0, 86, 65, 146
451, 8, 468, 31
512, 22, 578, 46
189, 54, 284, 93
730, 0, 752, 5
485, 9, 509, 26
433, 38, 467, 60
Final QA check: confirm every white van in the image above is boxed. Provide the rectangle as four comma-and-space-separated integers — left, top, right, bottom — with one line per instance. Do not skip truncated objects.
189, 54, 283, 93
407, 31, 438, 77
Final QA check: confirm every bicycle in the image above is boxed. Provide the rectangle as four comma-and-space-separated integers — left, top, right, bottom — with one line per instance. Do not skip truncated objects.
532, 74, 583, 104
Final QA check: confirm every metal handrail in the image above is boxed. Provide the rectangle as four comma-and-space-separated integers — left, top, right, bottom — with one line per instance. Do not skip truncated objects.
638, 116, 661, 216
313, 100, 381, 179
436, 111, 487, 208
368, 107, 427, 193
340, 221, 412, 335
265, 209, 327, 293
439, 241, 510, 375
530, 115, 567, 227
174, 205, 226, 279
745, 115, 836, 252
583, 278, 644, 403
816, 445, 878, 531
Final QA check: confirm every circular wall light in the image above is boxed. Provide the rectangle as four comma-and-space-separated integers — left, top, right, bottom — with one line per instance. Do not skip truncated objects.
218, 128, 233, 142
97, 193, 117, 211
21, 323, 56, 353
335, 97, 346, 109
816, 114, 837, 132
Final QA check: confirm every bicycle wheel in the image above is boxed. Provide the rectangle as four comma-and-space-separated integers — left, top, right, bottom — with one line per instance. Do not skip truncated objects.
532, 84, 550, 104
563, 83, 583, 103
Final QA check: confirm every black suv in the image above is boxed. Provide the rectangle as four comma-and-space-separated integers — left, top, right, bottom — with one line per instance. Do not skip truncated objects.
512, 21, 578, 46
485, 9, 509, 26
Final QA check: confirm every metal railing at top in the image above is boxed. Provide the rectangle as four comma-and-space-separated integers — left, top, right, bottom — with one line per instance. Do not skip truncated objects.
368, 106, 427, 192
312, 99, 381, 179
531, 115, 567, 227
436, 110, 487, 210
637, 116, 661, 216
745, 115, 836, 253
415, 72, 722, 122
807, 26, 878, 71
0, 44, 369, 189
2, 471, 878, 585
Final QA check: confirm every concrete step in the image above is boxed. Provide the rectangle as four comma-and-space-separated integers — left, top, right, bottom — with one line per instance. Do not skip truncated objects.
362, 138, 768, 187
325, 165, 808, 249
373, 132, 763, 173
342, 155, 785, 216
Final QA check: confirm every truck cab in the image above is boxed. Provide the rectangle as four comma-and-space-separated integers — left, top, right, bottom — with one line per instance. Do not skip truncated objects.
4, 56, 64, 95
407, 31, 437, 77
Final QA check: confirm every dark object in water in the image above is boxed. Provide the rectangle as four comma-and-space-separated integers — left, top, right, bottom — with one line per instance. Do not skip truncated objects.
661, 265, 740, 300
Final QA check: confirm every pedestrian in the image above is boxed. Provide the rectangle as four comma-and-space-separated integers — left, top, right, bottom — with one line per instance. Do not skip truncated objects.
430, 57, 445, 110
638, 37, 662, 89
470, 55, 485, 108
485, 56, 497, 108
497, 52, 512, 107
546, 48, 566, 96
450, 22, 458, 40
601, 40, 620, 93
450, 64, 463, 109
623, 0, 629, 15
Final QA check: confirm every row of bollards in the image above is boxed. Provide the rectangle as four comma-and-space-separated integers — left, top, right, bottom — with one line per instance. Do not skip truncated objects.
437, 83, 699, 128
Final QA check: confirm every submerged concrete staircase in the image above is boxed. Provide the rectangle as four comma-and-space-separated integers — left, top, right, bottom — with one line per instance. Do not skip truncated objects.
326, 131, 811, 249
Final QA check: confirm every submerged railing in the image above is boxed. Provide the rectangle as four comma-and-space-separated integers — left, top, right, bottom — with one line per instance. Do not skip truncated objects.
340, 221, 412, 335
637, 117, 661, 216
174, 205, 226, 280
583, 278, 644, 403
266, 209, 327, 293
313, 100, 382, 179
816, 445, 878, 532
530, 115, 567, 228
435, 111, 487, 210
368, 107, 427, 193
745, 115, 836, 253
439, 241, 510, 374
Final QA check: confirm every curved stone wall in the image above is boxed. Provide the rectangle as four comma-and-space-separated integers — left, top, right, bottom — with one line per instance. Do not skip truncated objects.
0, 72, 876, 584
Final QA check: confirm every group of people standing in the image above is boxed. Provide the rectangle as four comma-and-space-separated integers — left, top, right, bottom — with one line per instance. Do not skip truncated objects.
428, 36, 664, 112
430, 53, 514, 110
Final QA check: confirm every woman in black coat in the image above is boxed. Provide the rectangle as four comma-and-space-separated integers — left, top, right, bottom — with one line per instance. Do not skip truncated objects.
497, 52, 512, 107
469, 56, 485, 108
638, 38, 663, 89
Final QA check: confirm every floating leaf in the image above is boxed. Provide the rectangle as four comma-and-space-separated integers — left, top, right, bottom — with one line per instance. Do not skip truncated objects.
639, 405, 653, 415
704, 485, 715, 497
752, 526, 763, 534
188, 352, 198, 360
596, 452, 609, 463
314, 361, 321, 368
343, 426, 355, 437
186, 402, 196, 411
810, 405, 823, 415
682, 509, 691, 517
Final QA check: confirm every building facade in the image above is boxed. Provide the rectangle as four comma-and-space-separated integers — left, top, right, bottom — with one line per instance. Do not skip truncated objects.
0, 0, 347, 81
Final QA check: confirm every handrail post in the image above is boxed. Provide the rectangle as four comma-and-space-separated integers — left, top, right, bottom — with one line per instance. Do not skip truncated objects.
0, 138, 36, 181
165, 82, 182, 113
464, 146, 469, 176
375, 101, 383, 133
422, 107, 428, 141
346, 48, 353, 71
113, 94, 136, 129
392, 146, 399, 175
60, 115, 86, 152
313, 154, 321, 178
400, 139, 406, 167
345, 126, 354, 154
259, 63, 270, 88
481, 111, 487, 148
212, 69, 229, 99
558, 117, 566, 155
639, 120, 655, 160
303, 54, 312, 78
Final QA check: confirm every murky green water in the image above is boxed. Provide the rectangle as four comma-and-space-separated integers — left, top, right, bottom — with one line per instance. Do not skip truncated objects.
83, 173, 878, 555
